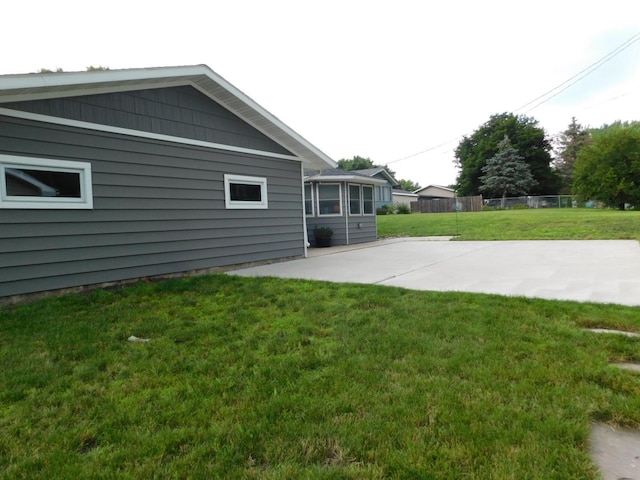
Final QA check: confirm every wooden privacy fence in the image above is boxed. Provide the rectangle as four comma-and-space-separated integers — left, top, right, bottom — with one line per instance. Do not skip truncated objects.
411, 195, 483, 213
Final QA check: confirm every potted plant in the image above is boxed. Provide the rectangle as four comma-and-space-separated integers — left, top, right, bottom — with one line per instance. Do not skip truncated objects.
313, 226, 333, 247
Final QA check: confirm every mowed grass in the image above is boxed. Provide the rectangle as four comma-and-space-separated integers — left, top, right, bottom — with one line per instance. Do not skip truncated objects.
377, 208, 640, 240
3, 275, 640, 478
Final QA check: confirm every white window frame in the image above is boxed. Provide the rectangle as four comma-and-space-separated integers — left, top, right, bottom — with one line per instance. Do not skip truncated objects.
304, 183, 315, 216
0, 154, 93, 209
316, 183, 342, 216
362, 185, 375, 215
348, 183, 362, 216
224, 174, 268, 209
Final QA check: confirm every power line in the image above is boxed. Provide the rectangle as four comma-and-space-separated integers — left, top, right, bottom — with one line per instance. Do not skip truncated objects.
515, 31, 640, 114
385, 138, 459, 165
386, 31, 640, 167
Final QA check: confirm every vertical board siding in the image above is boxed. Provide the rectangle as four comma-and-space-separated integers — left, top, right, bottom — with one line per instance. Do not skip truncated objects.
0, 115, 305, 297
2, 86, 292, 155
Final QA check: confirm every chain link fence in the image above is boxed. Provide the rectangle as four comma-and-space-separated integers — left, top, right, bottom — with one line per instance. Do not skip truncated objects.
483, 195, 598, 209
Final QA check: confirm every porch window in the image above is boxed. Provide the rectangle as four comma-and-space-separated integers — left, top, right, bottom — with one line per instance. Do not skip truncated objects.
0, 154, 93, 209
317, 183, 341, 216
304, 183, 314, 215
349, 184, 361, 215
363, 185, 374, 214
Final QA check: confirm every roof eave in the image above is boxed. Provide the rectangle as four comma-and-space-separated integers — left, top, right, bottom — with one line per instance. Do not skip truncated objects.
305, 175, 387, 185
0, 65, 337, 170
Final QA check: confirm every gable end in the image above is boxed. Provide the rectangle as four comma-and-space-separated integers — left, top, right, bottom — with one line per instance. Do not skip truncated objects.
2, 86, 293, 156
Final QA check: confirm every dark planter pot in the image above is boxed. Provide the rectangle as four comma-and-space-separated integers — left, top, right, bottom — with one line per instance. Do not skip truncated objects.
315, 236, 332, 248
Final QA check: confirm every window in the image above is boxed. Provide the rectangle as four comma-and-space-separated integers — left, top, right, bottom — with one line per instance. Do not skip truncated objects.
376, 185, 391, 202
347, 184, 374, 216
317, 183, 341, 216
304, 183, 314, 216
363, 185, 374, 214
224, 174, 268, 209
0, 154, 93, 209
349, 184, 361, 215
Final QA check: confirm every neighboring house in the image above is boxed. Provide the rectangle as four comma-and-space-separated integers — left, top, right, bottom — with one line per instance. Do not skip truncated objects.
0, 65, 336, 300
304, 169, 385, 246
353, 167, 399, 209
414, 185, 456, 199
392, 188, 418, 206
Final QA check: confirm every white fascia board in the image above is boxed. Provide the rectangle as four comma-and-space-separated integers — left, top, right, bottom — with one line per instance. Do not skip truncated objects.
0, 65, 206, 92
393, 192, 419, 197
0, 65, 337, 170
305, 175, 387, 185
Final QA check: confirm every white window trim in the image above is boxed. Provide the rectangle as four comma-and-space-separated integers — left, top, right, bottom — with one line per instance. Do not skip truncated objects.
304, 183, 315, 217
224, 174, 268, 209
362, 185, 375, 216
348, 183, 362, 216
0, 154, 93, 209
316, 183, 342, 216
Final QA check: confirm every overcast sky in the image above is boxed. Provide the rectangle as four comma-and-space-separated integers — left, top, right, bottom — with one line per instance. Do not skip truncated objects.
3, 0, 639, 187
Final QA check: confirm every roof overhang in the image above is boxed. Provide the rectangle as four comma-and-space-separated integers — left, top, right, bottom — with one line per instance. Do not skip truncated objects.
305, 174, 387, 185
0, 65, 336, 170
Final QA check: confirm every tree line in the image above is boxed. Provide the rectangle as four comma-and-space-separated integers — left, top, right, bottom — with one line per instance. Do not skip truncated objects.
455, 113, 640, 210
341, 113, 640, 211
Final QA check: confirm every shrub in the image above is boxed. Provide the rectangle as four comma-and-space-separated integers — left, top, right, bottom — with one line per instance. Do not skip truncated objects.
377, 205, 393, 215
395, 203, 411, 214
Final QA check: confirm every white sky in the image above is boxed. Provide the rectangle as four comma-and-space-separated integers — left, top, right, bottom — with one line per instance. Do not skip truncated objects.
2, 0, 639, 187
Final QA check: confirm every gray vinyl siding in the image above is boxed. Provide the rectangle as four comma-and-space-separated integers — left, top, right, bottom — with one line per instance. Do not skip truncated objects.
2, 86, 292, 156
0, 115, 305, 297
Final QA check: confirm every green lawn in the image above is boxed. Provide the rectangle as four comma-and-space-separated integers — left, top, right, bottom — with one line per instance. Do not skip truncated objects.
2, 275, 640, 479
377, 208, 640, 240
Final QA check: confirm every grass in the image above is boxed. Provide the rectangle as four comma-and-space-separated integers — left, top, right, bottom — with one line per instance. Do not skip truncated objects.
3, 275, 640, 478
377, 208, 640, 240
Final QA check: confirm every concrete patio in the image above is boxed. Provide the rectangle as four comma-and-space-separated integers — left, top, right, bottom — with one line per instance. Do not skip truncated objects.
231, 237, 640, 307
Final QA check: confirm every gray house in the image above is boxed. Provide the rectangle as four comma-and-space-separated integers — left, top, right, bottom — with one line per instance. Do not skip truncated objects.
353, 167, 399, 210
304, 169, 385, 246
0, 65, 336, 300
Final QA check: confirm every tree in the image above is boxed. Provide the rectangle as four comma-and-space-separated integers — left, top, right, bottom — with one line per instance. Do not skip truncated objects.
554, 117, 591, 193
478, 136, 536, 207
36, 66, 110, 74
455, 113, 560, 196
337, 156, 376, 171
398, 179, 421, 191
573, 121, 640, 210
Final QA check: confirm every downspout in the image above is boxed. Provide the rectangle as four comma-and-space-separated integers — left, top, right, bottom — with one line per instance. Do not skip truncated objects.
301, 162, 308, 258
344, 182, 350, 245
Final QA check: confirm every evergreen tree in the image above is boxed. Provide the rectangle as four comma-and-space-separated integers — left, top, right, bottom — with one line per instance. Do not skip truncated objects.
478, 136, 536, 207
455, 113, 559, 196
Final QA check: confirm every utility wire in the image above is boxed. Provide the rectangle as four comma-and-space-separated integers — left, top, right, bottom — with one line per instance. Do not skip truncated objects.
386, 31, 640, 166
385, 138, 459, 165
515, 31, 640, 114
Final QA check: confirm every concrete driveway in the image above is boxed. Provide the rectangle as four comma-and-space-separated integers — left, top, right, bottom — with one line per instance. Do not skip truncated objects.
231, 238, 640, 306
